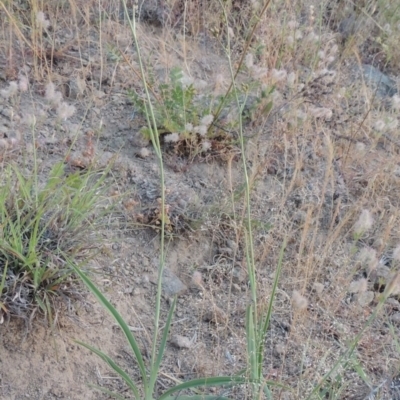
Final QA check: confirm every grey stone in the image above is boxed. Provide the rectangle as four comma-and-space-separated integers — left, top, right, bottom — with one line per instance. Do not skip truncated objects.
153, 268, 187, 297
170, 334, 192, 349
361, 64, 397, 98
390, 312, 400, 324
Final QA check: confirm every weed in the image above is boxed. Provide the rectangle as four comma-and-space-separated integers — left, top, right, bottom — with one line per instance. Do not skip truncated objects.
0, 161, 111, 326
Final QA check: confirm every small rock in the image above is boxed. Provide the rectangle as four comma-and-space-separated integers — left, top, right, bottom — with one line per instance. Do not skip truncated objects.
274, 343, 285, 356
203, 304, 228, 325
67, 77, 86, 99
232, 265, 247, 284
390, 312, 400, 324
357, 291, 374, 307
150, 268, 187, 297
231, 283, 241, 293
362, 64, 397, 98
170, 334, 192, 349
226, 239, 238, 251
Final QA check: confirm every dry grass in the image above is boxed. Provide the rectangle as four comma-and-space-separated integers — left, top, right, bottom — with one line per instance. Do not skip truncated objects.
1, 0, 400, 398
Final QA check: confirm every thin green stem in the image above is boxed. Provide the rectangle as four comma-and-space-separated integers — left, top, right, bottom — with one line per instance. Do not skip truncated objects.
121, 2, 167, 396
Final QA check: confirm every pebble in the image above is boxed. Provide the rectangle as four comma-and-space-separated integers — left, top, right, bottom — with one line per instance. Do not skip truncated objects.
150, 268, 187, 297
170, 335, 192, 349
390, 312, 400, 324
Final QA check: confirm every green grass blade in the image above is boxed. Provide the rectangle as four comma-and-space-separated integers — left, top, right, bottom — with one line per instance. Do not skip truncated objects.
257, 238, 286, 378
76, 341, 140, 399
87, 383, 127, 400
150, 296, 177, 391
69, 261, 148, 386
245, 304, 257, 381
158, 376, 248, 400
162, 395, 233, 400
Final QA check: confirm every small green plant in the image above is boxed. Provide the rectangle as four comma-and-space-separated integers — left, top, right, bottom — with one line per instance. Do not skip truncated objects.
0, 161, 110, 325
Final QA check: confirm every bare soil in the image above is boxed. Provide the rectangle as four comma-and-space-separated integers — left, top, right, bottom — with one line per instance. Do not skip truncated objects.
1, 5, 400, 400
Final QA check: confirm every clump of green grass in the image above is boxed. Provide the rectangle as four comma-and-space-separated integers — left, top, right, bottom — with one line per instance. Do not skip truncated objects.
0, 161, 110, 326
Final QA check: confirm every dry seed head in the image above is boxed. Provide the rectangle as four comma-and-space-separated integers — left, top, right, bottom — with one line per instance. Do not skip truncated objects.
185, 123, 194, 133
200, 114, 214, 127
201, 140, 211, 152
312, 282, 324, 294
374, 120, 386, 131
36, 11, 50, 29
287, 72, 296, 86
191, 271, 203, 286
292, 290, 308, 310
287, 20, 298, 30
385, 271, 400, 297
1, 81, 18, 98
180, 74, 194, 88
245, 53, 254, 69
309, 107, 332, 119
386, 117, 398, 131
197, 125, 208, 137
358, 247, 378, 272
392, 94, 400, 110
164, 132, 180, 143
139, 147, 150, 158
250, 66, 268, 80
194, 79, 207, 91
18, 75, 29, 92
295, 30, 303, 40
57, 102, 76, 120
271, 69, 287, 82
45, 82, 62, 104
349, 278, 368, 294
355, 142, 366, 153
353, 209, 374, 235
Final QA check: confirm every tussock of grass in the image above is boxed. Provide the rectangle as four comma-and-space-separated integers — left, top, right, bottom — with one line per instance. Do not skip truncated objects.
0, 161, 111, 325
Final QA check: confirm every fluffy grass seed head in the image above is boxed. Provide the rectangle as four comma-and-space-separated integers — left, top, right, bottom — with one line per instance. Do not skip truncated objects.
57, 102, 76, 120
0, 81, 18, 98
385, 271, 400, 297
191, 271, 203, 287
36, 11, 50, 29
271, 69, 287, 83
18, 75, 29, 92
45, 82, 63, 105
358, 247, 378, 273
353, 209, 374, 236
349, 278, 368, 294
374, 120, 386, 131
309, 107, 332, 120
392, 94, 400, 110
292, 290, 308, 310
164, 132, 180, 143
139, 147, 150, 158
200, 114, 214, 127
245, 53, 254, 69
201, 140, 212, 152
185, 123, 194, 133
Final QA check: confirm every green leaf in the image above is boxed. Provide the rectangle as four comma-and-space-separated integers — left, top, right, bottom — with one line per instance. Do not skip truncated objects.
162, 396, 233, 400
159, 376, 248, 400
87, 383, 126, 400
76, 341, 140, 399
246, 305, 257, 381
257, 239, 286, 378
69, 260, 148, 387
150, 296, 177, 391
